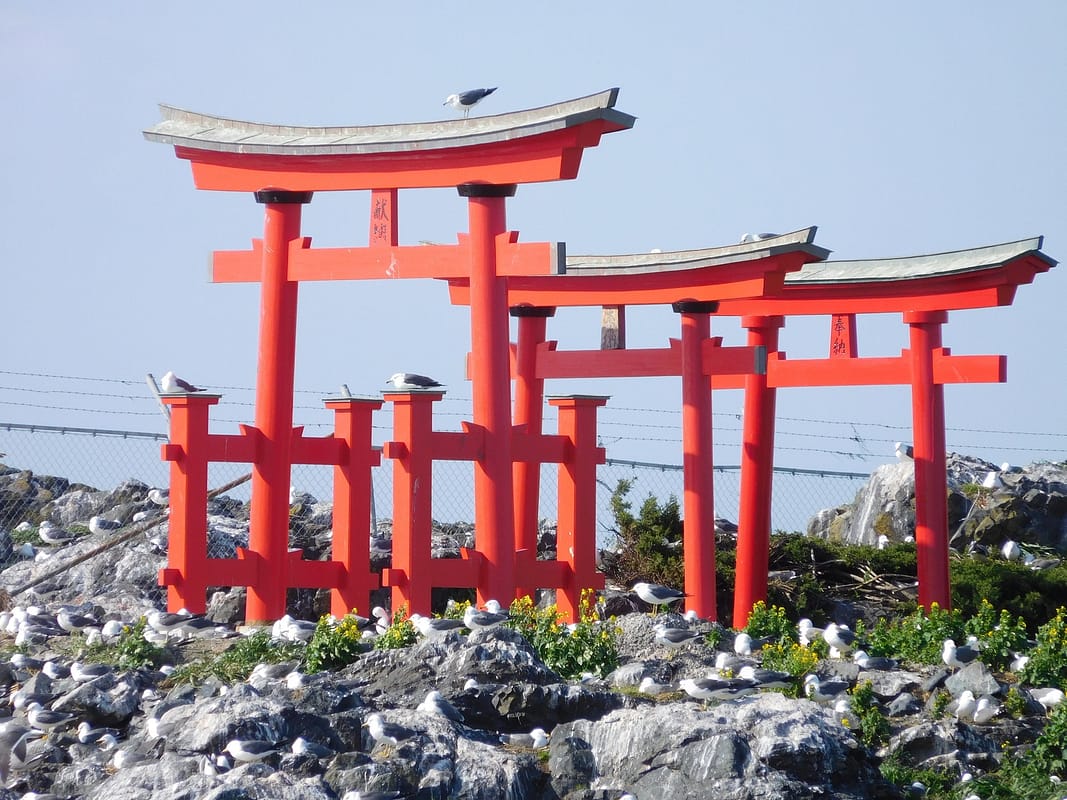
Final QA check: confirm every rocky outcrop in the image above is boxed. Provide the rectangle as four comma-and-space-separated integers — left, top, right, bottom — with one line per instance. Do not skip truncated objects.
808, 455, 1067, 552
550, 696, 895, 800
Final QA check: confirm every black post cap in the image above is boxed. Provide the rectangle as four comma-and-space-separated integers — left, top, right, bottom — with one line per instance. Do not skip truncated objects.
457, 183, 518, 198
254, 189, 314, 204
671, 300, 720, 314
509, 305, 557, 318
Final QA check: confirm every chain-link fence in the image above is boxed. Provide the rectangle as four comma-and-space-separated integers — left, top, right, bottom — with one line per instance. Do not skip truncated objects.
0, 422, 869, 546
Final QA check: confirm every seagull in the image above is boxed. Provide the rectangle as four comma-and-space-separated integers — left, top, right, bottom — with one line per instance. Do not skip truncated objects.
632, 581, 686, 610
364, 713, 415, 746
146, 609, 193, 636
981, 470, 1003, 491
1031, 687, 1065, 715
653, 624, 703, 650
942, 639, 980, 670
77, 721, 122, 745
679, 676, 758, 703
443, 87, 497, 118
57, 609, 100, 634
736, 665, 793, 691
291, 736, 334, 758
803, 674, 850, 704
147, 488, 170, 506
733, 632, 755, 657
972, 696, 1000, 725
414, 616, 467, 639
0, 721, 37, 785
160, 370, 203, 393
416, 690, 464, 723
27, 703, 77, 734
822, 623, 856, 656
638, 676, 675, 696
876, 534, 890, 550
223, 738, 280, 763
499, 727, 549, 748
89, 515, 123, 535
1000, 540, 1022, 561
853, 650, 898, 671
797, 618, 824, 646
895, 442, 914, 461
37, 521, 75, 546
386, 372, 443, 390
739, 232, 777, 243
950, 690, 977, 721
70, 662, 113, 682
463, 605, 509, 630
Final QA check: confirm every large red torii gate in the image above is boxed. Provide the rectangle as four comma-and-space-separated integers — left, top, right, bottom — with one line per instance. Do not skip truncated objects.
447, 233, 1056, 622
145, 90, 636, 622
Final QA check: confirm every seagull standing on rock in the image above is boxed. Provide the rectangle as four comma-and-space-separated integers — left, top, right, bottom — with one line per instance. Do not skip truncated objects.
632, 581, 687, 611
37, 521, 75, 546
942, 638, 980, 670
89, 516, 122, 535
223, 739, 281, 763
822, 623, 856, 656
463, 605, 509, 630
444, 87, 496, 118
416, 690, 464, 723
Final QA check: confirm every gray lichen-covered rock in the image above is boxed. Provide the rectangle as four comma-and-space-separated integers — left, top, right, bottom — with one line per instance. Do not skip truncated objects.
549, 693, 894, 800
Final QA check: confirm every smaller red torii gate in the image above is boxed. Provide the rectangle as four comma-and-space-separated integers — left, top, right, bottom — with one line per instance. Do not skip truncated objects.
449, 233, 1056, 622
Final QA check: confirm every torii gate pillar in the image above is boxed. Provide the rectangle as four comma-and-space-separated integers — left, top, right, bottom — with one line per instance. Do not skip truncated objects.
733, 315, 784, 626
246, 189, 312, 622
906, 310, 951, 610
462, 183, 519, 607
674, 300, 719, 620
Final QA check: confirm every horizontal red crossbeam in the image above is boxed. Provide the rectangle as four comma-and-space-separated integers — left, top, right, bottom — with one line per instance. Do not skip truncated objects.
710, 348, 1006, 390
214, 233, 560, 283
531, 338, 764, 379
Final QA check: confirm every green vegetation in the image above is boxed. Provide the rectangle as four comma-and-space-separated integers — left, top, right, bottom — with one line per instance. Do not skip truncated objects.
84, 617, 167, 670
506, 591, 619, 680
166, 628, 304, 686
373, 607, 418, 651
306, 610, 371, 670
848, 680, 890, 749
963, 599, 1029, 672
743, 601, 796, 645
604, 479, 684, 589
1021, 607, 1067, 688
757, 642, 818, 695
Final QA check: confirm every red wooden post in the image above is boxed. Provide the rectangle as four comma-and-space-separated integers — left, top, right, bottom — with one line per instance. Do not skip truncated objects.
733, 315, 784, 626
674, 300, 719, 620
461, 183, 518, 608
159, 394, 220, 613
551, 395, 608, 623
326, 397, 383, 617
382, 390, 441, 615
512, 305, 555, 598
246, 190, 312, 623
369, 188, 398, 247
906, 310, 952, 610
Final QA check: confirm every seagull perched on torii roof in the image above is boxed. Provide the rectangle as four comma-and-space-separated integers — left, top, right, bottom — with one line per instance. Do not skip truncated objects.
444, 87, 496, 118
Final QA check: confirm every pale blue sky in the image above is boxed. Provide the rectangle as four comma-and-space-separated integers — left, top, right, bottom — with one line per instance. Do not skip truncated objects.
1, 2, 1064, 477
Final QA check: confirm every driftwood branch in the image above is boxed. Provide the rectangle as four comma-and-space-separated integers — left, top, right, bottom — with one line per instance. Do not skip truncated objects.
8, 472, 253, 597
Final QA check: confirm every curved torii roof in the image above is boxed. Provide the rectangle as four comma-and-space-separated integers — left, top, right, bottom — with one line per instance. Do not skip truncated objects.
143, 89, 636, 191
448, 227, 831, 305
447, 230, 1055, 313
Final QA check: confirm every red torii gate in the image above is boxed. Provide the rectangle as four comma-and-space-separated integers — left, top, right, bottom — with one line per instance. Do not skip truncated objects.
144, 90, 636, 622
448, 232, 1056, 622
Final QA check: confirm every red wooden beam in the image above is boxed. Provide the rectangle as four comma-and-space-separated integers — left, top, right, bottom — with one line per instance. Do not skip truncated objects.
213, 233, 562, 283
532, 338, 764, 379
